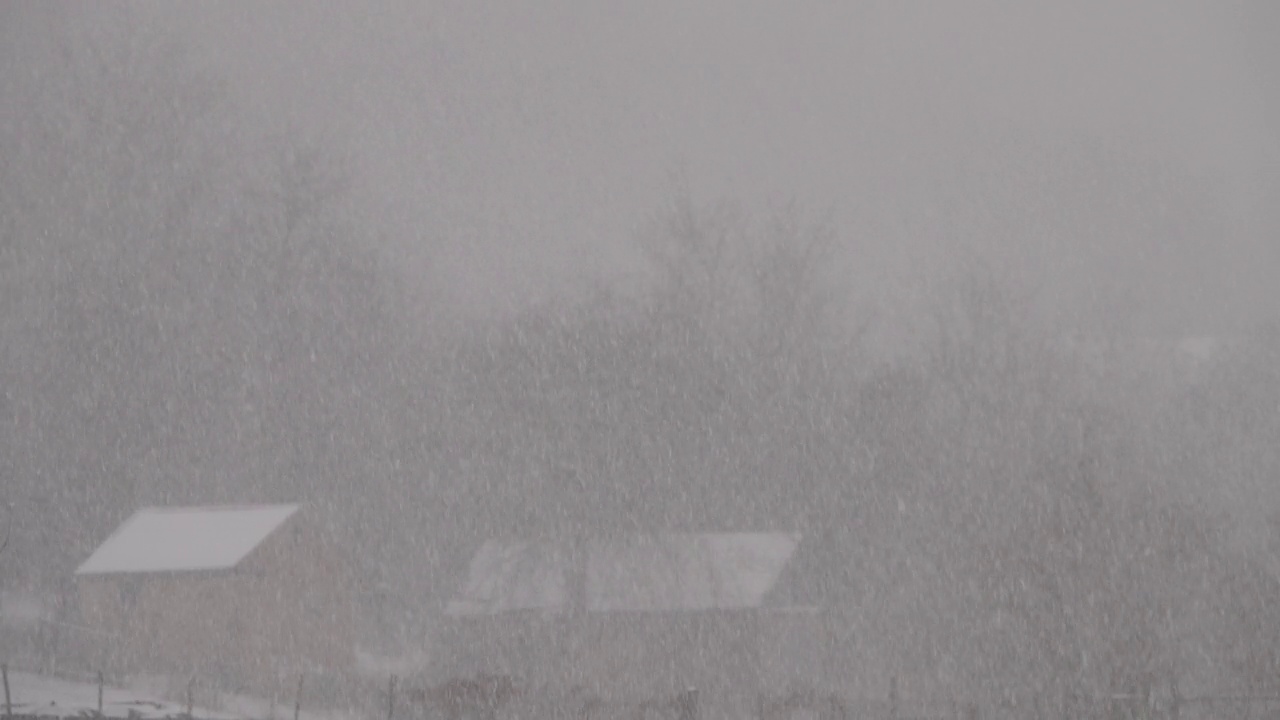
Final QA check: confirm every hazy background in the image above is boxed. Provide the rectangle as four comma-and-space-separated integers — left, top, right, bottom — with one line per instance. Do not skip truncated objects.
15, 0, 1274, 334
4, 0, 1280, 711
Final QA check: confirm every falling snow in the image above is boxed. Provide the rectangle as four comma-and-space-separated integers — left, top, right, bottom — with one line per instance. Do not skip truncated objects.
3, 3, 1280, 720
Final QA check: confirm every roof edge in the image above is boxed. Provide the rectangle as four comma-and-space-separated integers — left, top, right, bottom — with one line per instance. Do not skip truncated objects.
73, 503, 302, 577
129, 502, 301, 515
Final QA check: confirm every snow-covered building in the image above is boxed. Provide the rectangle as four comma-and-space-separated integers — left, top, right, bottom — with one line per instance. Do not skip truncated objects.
433, 532, 831, 717
74, 504, 357, 695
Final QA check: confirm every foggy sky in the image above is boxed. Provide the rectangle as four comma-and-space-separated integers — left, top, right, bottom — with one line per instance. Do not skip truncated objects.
17, 1, 1280, 335
6, 2, 1280, 698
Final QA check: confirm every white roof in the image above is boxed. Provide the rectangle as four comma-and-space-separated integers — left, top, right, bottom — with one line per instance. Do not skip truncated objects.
75, 504, 299, 576
445, 540, 569, 616
446, 532, 800, 616
590, 532, 799, 611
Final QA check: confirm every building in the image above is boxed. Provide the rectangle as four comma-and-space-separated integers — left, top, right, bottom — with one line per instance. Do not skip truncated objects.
433, 532, 831, 719
74, 504, 357, 696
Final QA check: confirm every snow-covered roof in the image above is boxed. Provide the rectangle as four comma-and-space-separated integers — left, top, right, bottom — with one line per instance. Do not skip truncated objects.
446, 532, 800, 616
75, 504, 299, 576
445, 539, 569, 616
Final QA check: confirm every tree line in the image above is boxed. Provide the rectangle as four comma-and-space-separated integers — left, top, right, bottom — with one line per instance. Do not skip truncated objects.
2, 7, 1279, 709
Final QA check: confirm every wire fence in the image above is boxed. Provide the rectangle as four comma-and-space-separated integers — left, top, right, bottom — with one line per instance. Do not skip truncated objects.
8, 658, 1280, 720
389, 672, 1280, 720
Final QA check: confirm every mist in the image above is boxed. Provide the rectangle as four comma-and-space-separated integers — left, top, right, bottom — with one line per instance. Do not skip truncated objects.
145, 0, 1280, 331
3, 2, 1280, 719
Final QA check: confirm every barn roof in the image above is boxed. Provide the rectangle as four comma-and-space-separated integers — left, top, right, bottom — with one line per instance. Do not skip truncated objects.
446, 532, 801, 616
75, 504, 300, 576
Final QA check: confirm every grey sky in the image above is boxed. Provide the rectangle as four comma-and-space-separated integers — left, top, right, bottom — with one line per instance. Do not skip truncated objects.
35, 1, 1280, 333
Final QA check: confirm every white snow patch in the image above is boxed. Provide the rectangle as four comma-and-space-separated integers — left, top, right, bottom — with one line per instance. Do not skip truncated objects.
5, 670, 237, 719
5, 670, 356, 720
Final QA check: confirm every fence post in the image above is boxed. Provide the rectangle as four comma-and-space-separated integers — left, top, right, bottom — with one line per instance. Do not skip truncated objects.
294, 673, 304, 720
3, 662, 11, 720
186, 676, 195, 719
97, 670, 104, 716
676, 687, 699, 720
888, 676, 898, 720
387, 674, 397, 720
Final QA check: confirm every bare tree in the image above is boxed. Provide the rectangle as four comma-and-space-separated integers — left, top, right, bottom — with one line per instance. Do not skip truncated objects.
432, 193, 870, 691
842, 258, 1234, 709
0, 8, 418, 610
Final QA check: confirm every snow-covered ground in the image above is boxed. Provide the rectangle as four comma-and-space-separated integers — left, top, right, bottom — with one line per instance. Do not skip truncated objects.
5, 670, 234, 719
5, 670, 358, 720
